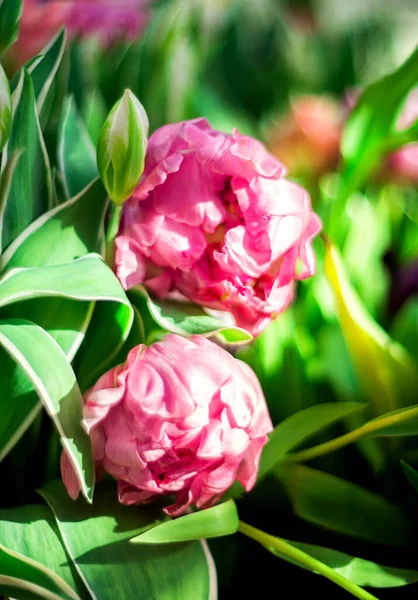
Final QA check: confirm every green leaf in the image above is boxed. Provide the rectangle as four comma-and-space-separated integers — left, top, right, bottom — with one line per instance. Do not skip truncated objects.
283, 404, 418, 463
0, 181, 107, 460
319, 326, 384, 471
0, 319, 95, 502
325, 239, 418, 415
0, 253, 134, 391
277, 463, 416, 547
0, 544, 80, 600
0, 253, 130, 311
216, 327, 252, 344
401, 460, 418, 493
74, 298, 136, 393
0, 250, 133, 394
52, 166, 68, 207
239, 521, 379, 600
76, 304, 145, 393
0, 503, 89, 599
97, 89, 148, 205
0, 0, 23, 55
30, 28, 66, 120
9, 55, 43, 95
0, 150, 23, 250
131, 500, 239, 544
0, 62, 11, 153
341, 195, 391, 317
0, 349, 42, 463
391, 298, 418, 362
1, 69, 52, 250
1, 178, 107, 271
369, 405, 418, 437
82, 87, 107, 146
258, 402, 366, 480
9, 27, 64, 103
341, 46, 418, 197
40, 479, 216, 600
130, 286, 252, 345
267, 539, 418, 588
58, 97, 98, 199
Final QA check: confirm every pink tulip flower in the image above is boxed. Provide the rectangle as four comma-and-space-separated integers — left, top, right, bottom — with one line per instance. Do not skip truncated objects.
62, 335, 273, 516
116, 118, 322, 336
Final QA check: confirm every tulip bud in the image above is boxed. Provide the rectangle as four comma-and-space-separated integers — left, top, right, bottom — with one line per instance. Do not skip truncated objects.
97, 90, 148, 205
0, 63, 12, 153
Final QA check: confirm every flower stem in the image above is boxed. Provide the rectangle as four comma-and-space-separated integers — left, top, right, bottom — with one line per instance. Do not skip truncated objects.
286, 406, 418, 463
105, 203, 122, 268
238, 521, 378, 600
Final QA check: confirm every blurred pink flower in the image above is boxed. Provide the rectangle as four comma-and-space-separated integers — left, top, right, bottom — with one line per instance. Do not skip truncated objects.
267, 95, 342, 179
61, 334, 273, 516
12, 0, 70, 66
66, 0, 151, 43
115, 118, 322, 336
12, 0, 152, 66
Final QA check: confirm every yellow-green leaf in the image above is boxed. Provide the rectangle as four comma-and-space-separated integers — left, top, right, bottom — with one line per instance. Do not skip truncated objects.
325, 239, 418, 415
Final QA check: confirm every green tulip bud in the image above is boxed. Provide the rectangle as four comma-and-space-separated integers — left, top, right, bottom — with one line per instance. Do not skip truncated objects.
0, 62, 12, 153
97, 90, 149, 205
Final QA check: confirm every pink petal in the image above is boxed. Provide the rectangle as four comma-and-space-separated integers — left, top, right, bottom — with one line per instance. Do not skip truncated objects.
60, 451, 81, 500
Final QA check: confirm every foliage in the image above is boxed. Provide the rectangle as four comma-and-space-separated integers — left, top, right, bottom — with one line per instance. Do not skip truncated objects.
0, 1, 418, 599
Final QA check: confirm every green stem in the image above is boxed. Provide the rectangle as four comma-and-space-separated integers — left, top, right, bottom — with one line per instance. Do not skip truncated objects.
286, 406, 418, 463
105, 203, 122, 268
238, 522, 378, 600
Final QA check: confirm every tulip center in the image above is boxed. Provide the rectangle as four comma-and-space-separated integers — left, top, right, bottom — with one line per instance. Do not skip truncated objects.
152, 447, 197, 487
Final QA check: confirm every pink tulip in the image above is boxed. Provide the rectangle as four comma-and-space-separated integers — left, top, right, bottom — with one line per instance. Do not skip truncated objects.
115, 118, 322, 336
61, 334, 273, 515
12, 0, 152, 67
